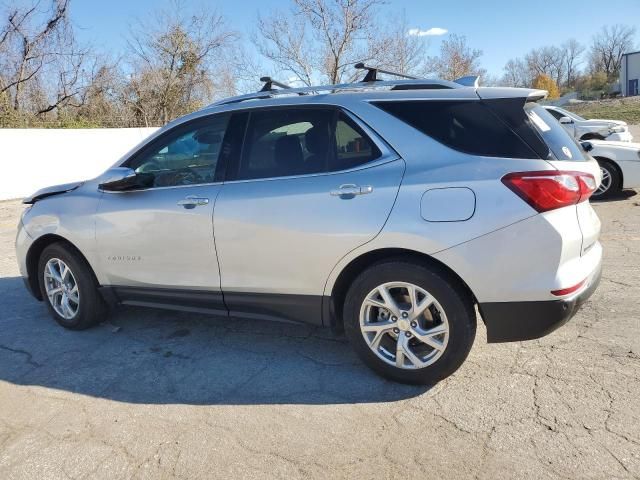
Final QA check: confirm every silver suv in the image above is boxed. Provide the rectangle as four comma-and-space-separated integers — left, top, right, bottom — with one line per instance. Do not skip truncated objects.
16, 68, 603, 384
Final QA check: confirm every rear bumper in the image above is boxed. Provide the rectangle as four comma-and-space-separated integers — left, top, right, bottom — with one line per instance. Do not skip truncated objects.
479, 262, 602, 343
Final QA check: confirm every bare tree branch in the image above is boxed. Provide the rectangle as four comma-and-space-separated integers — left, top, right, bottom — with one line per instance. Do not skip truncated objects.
589, 24, 636, 79
254, 0, 386, 86
426, 34, 485, 81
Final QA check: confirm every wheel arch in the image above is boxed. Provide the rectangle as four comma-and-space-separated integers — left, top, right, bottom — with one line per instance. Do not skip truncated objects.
580, 133, 606, 141
327, 248, 477, 331
26, 234, 99, 301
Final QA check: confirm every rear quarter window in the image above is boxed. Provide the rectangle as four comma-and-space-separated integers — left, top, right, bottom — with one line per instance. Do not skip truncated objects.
372, 100, 538, 159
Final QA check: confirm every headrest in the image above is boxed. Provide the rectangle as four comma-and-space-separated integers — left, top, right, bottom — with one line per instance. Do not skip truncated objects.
305, 126, 330, 154
274, 135, 303, 170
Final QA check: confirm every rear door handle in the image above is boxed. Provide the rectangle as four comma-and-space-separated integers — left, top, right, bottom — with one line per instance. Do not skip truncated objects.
177, 196, 209, 209
330, 184, 374, 197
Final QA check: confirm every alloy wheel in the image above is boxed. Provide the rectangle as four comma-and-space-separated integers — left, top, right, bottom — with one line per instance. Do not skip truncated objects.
44, 258, 80, 320
359, 282, 449, 369
595, 166, 612, 197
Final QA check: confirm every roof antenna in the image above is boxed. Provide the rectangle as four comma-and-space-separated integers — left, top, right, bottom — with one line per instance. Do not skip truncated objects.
259, 76, 292, 92
355, 63, 419, 82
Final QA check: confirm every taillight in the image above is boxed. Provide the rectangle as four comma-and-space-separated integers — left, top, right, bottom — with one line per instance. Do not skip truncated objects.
502, 171, 596, 213
576, 174, 597, 202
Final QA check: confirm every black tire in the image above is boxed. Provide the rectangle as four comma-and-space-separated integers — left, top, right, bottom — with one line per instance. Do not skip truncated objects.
593, 158, 621, 200
38, 243, 107, 330
343, 259, 476, 385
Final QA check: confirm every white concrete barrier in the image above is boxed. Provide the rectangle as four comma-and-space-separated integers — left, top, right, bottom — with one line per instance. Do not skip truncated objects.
1, 128, 159, 200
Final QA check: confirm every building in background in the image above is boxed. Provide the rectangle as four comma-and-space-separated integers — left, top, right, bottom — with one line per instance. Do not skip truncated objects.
621, 51, 640, 96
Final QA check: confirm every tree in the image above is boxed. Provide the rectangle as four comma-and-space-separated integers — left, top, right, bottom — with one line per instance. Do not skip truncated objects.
124, 0, 237, 125
561, 39, 584, 88
525, 46, 565, 88
374, 12, 429, 77
502, 58, 531, 87
574, 71, 609, 97
0, 0, 94, 115
502, 39, 586, 90
589, 25, 636, 79
255, 0, 386, 86
426, 34, 485, 81
532, 74, 560, 99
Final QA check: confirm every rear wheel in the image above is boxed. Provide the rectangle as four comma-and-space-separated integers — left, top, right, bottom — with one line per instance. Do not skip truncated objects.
593, 158, 621, 199
38, 243, 107, 330
343, 260, 476, 384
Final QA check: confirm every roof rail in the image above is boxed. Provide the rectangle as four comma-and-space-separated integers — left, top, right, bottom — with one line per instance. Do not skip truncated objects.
207, 79, 461, 108
204, 66, 481, 109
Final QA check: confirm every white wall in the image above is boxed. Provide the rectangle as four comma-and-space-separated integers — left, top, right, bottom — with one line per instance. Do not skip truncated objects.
0, 128, 159, 201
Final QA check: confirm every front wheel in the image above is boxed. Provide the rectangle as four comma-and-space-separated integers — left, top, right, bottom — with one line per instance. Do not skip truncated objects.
343, 260, 476, 385
593, 159, 621, 200
38, 243, 107, 330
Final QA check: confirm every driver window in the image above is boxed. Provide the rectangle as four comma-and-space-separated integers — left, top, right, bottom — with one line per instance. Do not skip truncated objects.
129, 114, 230, 188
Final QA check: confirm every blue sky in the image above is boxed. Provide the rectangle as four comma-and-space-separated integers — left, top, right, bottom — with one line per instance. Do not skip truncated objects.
70, 0, 640, 77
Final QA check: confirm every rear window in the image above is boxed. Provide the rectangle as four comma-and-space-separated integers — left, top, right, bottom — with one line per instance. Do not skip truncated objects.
524, 104, 587, 161
372, 100, 538, 159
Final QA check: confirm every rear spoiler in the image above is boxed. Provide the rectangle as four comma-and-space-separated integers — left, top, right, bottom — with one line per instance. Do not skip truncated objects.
454, 76, 480, 88
527, 90, 548, 102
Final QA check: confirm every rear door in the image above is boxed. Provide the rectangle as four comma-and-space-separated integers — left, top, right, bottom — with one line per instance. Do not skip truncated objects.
214, 106, 404, 324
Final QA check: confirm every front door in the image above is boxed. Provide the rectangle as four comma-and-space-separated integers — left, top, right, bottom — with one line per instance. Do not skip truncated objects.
95, 113, 232, 311
214, 107, 404, 324
630, 79, 639, 96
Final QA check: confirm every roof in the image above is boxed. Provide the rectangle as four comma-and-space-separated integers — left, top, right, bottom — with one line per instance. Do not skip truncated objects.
201, 78, 546, 113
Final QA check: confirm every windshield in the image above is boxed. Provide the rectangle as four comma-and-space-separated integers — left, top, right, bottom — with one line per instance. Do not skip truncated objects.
555, 107, 585, 122
525, 104, 587, 161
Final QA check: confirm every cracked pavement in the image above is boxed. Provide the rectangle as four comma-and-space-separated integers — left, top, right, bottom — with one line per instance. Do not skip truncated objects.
0, 193, 639, 479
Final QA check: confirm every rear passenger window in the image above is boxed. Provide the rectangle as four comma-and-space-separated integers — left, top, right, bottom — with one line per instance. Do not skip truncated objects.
373, 100, 537, 159
331, 112, 380, 171
235, 108, 381, 181
239, 109, 333, 180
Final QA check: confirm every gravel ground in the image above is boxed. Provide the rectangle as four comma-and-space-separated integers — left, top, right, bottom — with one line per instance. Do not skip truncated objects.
0, 193, 639, 480
629, 125, 639, 141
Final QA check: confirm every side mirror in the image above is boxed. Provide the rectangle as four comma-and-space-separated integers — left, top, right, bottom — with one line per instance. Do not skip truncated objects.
559, 116, 574, 125
580, 141, 594, 153
98, 167, 147, 191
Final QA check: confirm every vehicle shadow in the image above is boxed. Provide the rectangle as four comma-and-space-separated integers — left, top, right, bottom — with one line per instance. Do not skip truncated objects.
591, 189, 638, 203
0, 276, 428, 405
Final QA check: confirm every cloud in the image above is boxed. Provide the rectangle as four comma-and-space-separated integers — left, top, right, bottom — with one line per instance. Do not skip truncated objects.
408, 27, 448, 37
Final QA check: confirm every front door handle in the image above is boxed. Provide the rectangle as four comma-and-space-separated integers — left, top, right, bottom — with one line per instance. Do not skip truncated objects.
177, 196, 209, 209
330, 184, 374, 197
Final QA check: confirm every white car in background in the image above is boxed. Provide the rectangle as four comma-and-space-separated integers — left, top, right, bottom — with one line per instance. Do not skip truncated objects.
545, 106, 633, 142
583, 140, 640, 199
